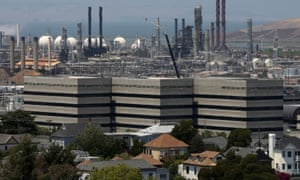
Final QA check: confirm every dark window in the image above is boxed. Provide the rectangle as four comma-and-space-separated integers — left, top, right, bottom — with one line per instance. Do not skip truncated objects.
282, 151, 285, 157
186, 166, 189, 174
288, 151, 292, 157
282, 164, 285, 170
288, 164, 292, 169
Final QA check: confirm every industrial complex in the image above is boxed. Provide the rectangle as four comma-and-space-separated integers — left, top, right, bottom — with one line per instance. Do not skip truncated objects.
0, 0, 300, 139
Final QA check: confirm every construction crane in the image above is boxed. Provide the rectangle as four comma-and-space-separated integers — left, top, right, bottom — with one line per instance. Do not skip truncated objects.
145, 18, 181, 78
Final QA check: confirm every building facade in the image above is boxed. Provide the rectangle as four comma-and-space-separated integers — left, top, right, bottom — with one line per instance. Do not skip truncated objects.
23, 76, 112, 130
269, 133, 300, 175
23, 76, 283, 135
194, 78, 283, 136
112, 78, 193, 131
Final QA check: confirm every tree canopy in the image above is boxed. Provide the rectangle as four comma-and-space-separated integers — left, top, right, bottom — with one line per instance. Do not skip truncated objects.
0, 110, 37, 134
171, 120, 198, 144
73, 124, 123, 158
90, 164, 143, 180
198, 153, 278, 180
226, 128, 252, 149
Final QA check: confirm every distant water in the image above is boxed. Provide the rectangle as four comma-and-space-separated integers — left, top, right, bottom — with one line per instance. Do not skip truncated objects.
1, 21, 250, 43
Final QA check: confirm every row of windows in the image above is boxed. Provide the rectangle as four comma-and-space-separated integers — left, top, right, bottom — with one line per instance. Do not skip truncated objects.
197, 104, 283, 111
198, 115, 283, 121
195, 94, 283, 100
25, 101, 110, 108
113, 84, 192, 89
196, 124, 284, 132
282, 150, 300, 157
24, 82, 110, 88
221, 86, 282, 91
276, 163, 300, 170
30, 111, 111, 118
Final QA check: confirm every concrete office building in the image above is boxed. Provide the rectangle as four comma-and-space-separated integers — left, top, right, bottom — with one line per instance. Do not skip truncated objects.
194, 78, 284, 136
112, 78, 194, 131
23, 76, 112, 130
23, 76, 284, 135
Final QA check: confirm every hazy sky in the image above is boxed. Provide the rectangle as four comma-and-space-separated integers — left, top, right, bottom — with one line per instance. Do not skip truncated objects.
0, 0, 300, 35
1, 0, 300, 23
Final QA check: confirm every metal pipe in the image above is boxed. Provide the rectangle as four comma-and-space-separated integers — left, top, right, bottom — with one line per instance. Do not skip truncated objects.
99, 6, 103, 48
88, 6, 92, 49
33, 37, 39, 71
174, 18, 178, 57
21, 37, 25, 71
215, 0, 220, 49
10, 36, 15, 74
210, 22, 215, 50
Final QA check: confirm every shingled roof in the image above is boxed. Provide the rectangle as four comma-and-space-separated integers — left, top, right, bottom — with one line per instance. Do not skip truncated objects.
134, 153, 163, 167
275, 136, 300, 149
143, 134, 188, 148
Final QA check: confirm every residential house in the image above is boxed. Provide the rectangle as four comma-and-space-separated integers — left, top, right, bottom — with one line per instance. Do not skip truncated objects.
178, 151, 224, 180
50, 123, 90, 149
143, 133, 189, 161
77, 159, 169, 180
0, 134, 21, 151
269, 133, 300, 175
134, 153, 163, 167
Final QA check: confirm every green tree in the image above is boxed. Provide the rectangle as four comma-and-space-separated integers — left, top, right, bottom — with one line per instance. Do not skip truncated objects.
33, 144, 76, 179
90, 164, 143, 180
198, 153, 279, 180
129, 138, 144, 156
189, 133, 204, 153
1, 135, 37, 179
226, 128, 252, 149
0, 110, 37, 134
73, 124, 123, 158
171, 120, 197, 144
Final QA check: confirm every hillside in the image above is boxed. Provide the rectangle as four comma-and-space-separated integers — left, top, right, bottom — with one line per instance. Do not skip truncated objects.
227, 18, 300, 41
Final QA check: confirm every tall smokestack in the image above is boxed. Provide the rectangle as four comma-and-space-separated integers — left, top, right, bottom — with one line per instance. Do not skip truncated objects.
99, 6, 103, 49
10, 36, 15, 74
220, 0, 228, 50
174, 18, 178, 57
215, 0, 220, 50
21, 37, 25, 71
210, 22, 215, 50
247, 19, 253, 65
48, 37, 52, 72
16, 24, 20, 49
0, 32, 3, 48
205, 29, 210, 61
33, 37, 39, 71
194, 5, 203, 58
155, 17, 160, 55
77, 23, 83, 60
88, 6, 92, 49
182, 18, 185, 51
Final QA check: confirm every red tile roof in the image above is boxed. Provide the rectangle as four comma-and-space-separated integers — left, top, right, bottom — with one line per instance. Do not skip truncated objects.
143, 134, 188, 148
134, 153, 163, 166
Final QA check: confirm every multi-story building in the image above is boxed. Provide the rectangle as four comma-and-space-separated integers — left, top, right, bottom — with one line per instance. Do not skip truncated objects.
23, 76, 284, 135
269, 133, 300, 175
112, 78, 193, 131
194, 77, 283, 136
23, 76, 112, 130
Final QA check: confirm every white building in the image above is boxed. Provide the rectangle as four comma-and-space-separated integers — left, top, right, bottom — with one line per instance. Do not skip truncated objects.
178, 151, 224, 180
269, 133, 300, 175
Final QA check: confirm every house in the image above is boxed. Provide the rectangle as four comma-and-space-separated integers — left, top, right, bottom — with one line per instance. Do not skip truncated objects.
0, 134, 21, 151
143, 133, 189, 161
178, 151, 224, 180
50, 123, 91, 149
202, 136, 228, 150
134, 153, 163, 167
77, 159, 169, 180
269, 133, 300, 175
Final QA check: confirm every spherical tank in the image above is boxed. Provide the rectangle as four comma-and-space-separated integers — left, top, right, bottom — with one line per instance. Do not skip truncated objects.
113, 36, 126, 48
265, 58, 273, 67
131, 38, 141, 49
54, 36, 62, 49
96, 37, 107, 47
252, 58, 264, 69
39, 35, 53, 48
67, 37, 77, 49
83, 38, 97, 48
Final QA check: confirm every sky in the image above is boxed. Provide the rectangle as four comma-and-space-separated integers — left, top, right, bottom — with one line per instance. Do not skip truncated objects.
0, 0, 300, 35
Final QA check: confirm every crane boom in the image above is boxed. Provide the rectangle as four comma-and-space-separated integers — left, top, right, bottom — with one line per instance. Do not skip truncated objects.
165, 34, 180, 78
